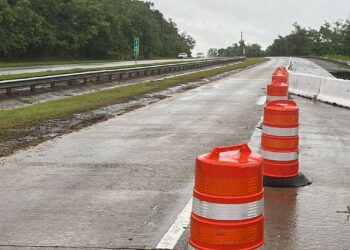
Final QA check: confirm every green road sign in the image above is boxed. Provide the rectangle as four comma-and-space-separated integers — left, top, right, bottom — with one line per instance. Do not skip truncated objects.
133, 36, 139, 57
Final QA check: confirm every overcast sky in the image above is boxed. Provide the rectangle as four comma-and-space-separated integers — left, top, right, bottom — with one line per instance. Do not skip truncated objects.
147, 0, 350, 53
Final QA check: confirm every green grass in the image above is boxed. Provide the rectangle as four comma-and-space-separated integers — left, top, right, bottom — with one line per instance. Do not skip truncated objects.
325, 55, 350, 62
0, 59, 198, 81
0, 57, 268, 137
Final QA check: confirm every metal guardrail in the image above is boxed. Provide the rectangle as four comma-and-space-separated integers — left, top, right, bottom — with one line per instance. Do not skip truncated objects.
0, 57, 246, 94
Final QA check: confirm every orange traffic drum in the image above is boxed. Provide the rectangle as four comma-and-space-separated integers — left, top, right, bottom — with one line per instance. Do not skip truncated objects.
189, 144, 264, 250
260, 100, 312, 187
266, 81, 288, 102
272, 67, 288, 83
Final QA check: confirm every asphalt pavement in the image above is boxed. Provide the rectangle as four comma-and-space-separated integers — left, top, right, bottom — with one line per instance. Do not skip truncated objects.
0, 59, 199, 76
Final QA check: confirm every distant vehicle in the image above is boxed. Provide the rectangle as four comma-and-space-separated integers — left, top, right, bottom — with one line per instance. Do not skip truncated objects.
196, 52, 205, 58
177, 53, 188, 59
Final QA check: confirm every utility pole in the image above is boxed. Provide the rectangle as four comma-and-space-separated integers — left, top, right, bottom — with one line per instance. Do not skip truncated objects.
241, 31, 246, 57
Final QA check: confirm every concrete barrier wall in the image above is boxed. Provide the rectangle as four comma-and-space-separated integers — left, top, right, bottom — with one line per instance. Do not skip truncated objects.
288, 72, 322, 98
317, 78, 350, 107
288, 71, 350, 108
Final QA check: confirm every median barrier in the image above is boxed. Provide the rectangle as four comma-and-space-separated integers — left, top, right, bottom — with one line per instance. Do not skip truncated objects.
288, 72, 322, 99
317, 77, 350, 108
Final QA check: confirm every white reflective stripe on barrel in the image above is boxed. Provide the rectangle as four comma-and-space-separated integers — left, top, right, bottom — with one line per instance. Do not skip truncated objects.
192, 197, 263, 221
262, 125, 299, 136
267, 95, 288, 101
188, 244, 264, 250
259, 148, 298, 161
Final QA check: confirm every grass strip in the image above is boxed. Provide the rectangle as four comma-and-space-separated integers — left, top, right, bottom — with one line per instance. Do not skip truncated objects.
325, 55, 350, 62
0, 57, 268, 137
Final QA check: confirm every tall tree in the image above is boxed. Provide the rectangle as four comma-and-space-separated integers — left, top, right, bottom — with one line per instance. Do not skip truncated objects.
0, 0, 196, 60
266, 18, 350, 57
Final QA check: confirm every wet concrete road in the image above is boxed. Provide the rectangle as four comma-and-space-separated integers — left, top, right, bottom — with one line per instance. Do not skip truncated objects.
1, 57, 349, 250
0, 58, 198, 76
0, 57, 287, 249
174, 59, 350, 250
250, 97, 350, 250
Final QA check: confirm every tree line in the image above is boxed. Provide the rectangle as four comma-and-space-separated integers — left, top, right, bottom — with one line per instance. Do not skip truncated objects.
266, 20, 350, 57
208, 17, 350, 58
0, 0, 195, 60
207, 42, 264, 58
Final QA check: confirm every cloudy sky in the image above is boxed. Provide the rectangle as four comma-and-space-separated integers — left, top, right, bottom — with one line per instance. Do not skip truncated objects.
147, 0, 350, 53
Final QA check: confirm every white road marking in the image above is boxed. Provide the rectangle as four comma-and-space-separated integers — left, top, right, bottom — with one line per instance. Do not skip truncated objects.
157, 97, 266, 249
256, 96, 266, 105
156, 198, 193, 249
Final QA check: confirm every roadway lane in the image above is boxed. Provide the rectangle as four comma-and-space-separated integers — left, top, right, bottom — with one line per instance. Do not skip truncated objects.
0, 58, 200, 75
248, 96, 350, 250
0, 57, 288, 249
290, 57, 335, 77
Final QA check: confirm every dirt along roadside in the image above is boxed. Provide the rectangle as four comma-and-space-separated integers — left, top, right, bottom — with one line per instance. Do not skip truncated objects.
0, 58, 268, 157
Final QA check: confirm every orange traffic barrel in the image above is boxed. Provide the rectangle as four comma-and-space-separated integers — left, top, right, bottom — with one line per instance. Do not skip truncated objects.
274, 67, 288, 74
266, 81, 288, 102
260, 100, 312, 187
189, 144, 264, 250
272, 67, 288, 83
274, 67, 288, 76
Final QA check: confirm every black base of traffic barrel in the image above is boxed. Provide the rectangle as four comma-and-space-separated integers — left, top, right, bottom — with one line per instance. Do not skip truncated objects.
263, 172, 312, 187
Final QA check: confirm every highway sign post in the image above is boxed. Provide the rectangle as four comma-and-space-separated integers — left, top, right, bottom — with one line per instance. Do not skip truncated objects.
134, 36, 139, 66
